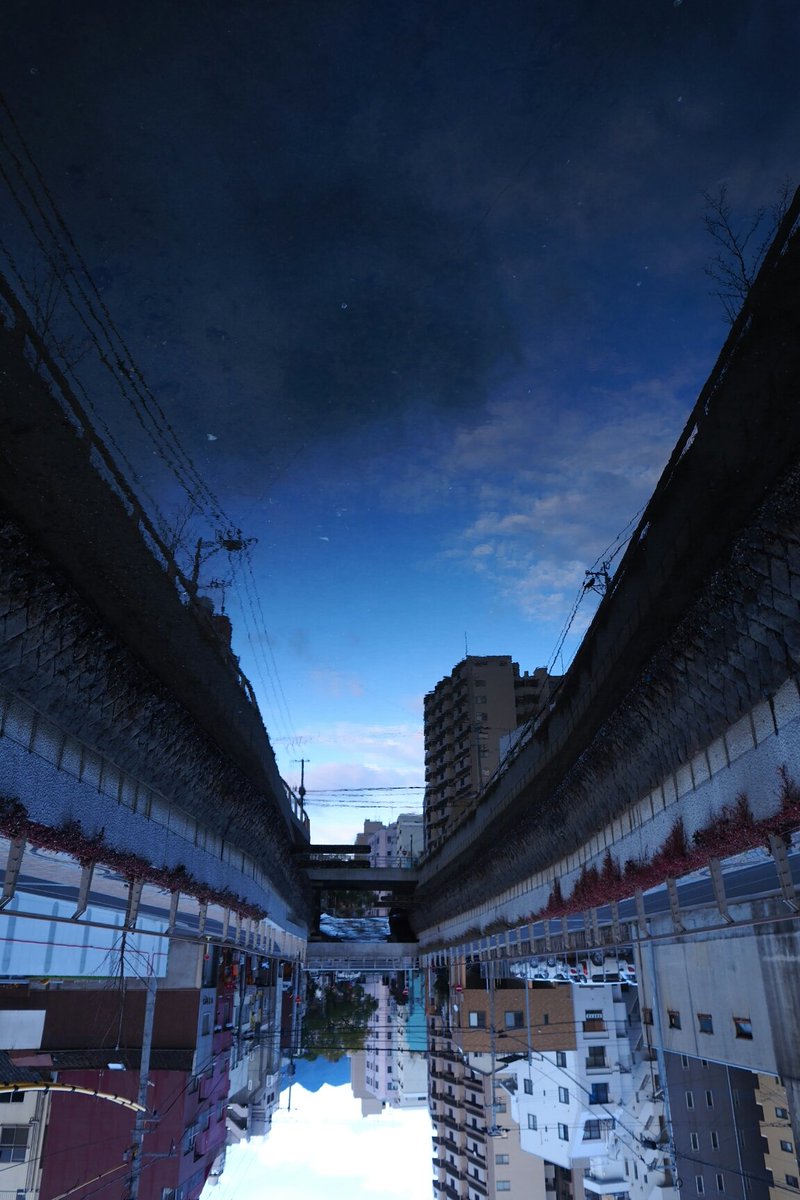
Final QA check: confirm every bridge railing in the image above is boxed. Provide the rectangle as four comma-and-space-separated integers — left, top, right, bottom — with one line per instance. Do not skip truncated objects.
296, 851, 418, 870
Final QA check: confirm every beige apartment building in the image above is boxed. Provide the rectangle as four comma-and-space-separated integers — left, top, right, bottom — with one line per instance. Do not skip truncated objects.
754, 1074, 800, 1198
423, 656, 558, 852
429, 967, 577, 1200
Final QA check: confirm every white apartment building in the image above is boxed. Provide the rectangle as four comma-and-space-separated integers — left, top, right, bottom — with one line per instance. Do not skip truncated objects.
0, 1088, 49, 1200
363, 974, 428, 1109
508, 984, 675, 1200
357, 813, 423, 865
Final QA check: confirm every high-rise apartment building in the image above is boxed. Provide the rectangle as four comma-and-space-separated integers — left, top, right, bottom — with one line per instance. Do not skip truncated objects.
423, 656, 558, 852
429, 964, 577, 1200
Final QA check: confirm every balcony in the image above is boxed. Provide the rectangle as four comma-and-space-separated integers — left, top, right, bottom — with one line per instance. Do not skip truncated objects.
585, 1057, 609, 1073
583, 1176, 629, 1195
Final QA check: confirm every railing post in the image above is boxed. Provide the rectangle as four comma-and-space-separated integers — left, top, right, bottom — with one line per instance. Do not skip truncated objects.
124, 879, 143, 930
634, 889, 648, 939
0, 837, 26, 910
72, 862, 94, 920
666, 877, 684, 933
167, 890, 181, 935
768, 833, 799, 912
708, 857, 733, 923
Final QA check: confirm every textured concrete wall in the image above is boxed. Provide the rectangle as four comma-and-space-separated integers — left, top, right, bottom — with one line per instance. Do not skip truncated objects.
0, 513, 311, 922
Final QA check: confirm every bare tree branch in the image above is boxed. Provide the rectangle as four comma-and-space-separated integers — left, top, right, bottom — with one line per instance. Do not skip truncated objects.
702, 179, 794, 324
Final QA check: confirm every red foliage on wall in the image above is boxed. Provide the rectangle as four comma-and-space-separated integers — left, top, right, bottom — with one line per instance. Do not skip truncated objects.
528, 765, 800, 923
0, 795, 266, 920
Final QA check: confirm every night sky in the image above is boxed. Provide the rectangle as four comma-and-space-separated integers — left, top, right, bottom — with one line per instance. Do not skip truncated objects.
1, 1, 799, 838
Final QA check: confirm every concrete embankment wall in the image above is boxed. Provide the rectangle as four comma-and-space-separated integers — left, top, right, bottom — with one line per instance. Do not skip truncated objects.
0, 685, 307, 934
420, 676, 800, 945
0, 299, 310, 924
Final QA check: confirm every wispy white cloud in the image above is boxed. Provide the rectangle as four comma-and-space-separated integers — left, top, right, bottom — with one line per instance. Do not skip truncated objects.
396, 369, 696, 629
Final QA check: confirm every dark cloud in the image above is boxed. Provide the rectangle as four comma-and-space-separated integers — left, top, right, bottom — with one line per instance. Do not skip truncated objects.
1, 0, 798, 497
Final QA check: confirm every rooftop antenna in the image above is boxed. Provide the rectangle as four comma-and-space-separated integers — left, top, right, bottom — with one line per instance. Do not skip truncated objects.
464, 631, 469, 658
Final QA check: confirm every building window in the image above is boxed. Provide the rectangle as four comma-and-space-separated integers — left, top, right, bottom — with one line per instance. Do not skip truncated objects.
706, 1091, 714, 1108
686, 1092, 695, 1109
556, 1052, 567, 1068
497, 1184, 511, 1193
716, 1175, 725, 1192
495, 1103, 507, 1114
523, 1078, 533, 1095
682, 1055, 690, 1068
468, 1012, 486, 1028
691, 1133, 700, 1151
668, 1011, 682, 1029
584, 1121, 602, 1141
0, 1095, 23, 1105
776, 1107, 790, 1120
587, 1047, 607, 1068
558, 1087, 569, 1104
785, 1177, 799, 1190
590, 1083, 609, 1105
558, 1123, 569, 1141
781, 1141, 794, 1154
0, 1127, 29, 1163
528, 1114, 538, 1130
698, 1014, 714, 1035
696, 1178, 705, 1195
496, 1155, 509, 1165
733, 1017, 753, 1040
711, 1132, 720, 1150
504, 1011, 524, 1029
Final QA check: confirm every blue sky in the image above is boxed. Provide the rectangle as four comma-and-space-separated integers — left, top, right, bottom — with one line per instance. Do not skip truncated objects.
1, 1, 799, 846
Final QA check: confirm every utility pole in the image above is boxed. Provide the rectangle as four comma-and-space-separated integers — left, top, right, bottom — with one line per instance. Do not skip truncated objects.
127, 961, 158, 1200
190, 528, 256, 596
293, 758, 309, 807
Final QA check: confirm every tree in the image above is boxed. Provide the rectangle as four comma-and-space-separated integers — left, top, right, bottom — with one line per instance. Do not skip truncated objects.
301, 981, 378, 1062
703, 179, 793, 323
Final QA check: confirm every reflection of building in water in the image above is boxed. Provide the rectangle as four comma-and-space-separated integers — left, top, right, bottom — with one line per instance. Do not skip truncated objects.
664, 1053, 770, 1200
0, 936, 288, 1200
350, 1050, 384, 1117
225, 956, 283, 1142
754, 1074, 799, 1200
362, 971, 427, 1110
503, 980, 678, 1200
0, 1060, 49, 1200
430, 965, 578, 1200
635, 913, 800, 1150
